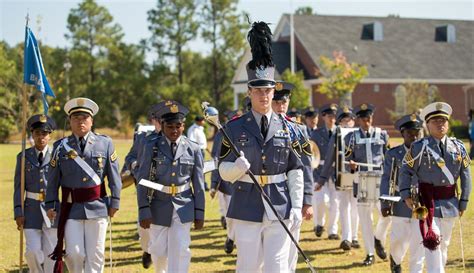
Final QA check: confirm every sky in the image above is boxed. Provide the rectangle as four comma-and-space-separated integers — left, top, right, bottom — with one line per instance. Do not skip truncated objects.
1, 0, 473, 58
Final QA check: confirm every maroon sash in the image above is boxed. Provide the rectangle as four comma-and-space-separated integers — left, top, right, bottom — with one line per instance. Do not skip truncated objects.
49, 185, 105, 273
418, 183, 455, 251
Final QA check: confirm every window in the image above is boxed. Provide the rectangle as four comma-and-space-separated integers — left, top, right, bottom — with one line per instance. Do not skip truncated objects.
394, 85, 407, 115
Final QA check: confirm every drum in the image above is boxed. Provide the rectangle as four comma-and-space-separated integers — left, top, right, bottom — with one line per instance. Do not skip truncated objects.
336, 172, 357, 190
357, 171, 382, 203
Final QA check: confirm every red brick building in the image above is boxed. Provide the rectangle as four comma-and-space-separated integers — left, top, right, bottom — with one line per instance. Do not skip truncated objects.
232, 14, 474, 130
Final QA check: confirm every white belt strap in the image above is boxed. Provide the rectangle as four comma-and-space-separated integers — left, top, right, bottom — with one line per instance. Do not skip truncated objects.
62, 139, 101, 186
139, 179, 191, 196
26, 191, 52, 228
239, 173, 287, 185
424, 140, 455, 184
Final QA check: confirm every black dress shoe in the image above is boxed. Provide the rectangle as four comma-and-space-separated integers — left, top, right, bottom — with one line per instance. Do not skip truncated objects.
351, 240, 360, 248
224, 238, 235, 254
314, 225, 324, 237
362, 255, 375, 266
220, 216, 227, 230
142, 252, 152, 269
374, 237, 387, 260
390, 255, 402, 273
328, 234, 340, 240
340, 240, 351, 251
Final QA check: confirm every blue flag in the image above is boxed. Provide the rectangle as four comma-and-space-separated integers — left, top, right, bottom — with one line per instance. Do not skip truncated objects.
24, 26, 55, 114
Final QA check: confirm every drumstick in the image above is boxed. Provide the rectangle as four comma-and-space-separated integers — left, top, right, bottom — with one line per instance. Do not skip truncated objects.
343, 161, 381, 168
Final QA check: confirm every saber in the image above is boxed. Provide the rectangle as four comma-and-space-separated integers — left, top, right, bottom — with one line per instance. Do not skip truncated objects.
109, 217, 113, 273
343, 160, 381, 169
459, 217, 465, 270
201, 102, 317, 273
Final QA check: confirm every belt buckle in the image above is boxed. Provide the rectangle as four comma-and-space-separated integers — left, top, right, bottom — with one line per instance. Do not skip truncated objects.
38, 191, 45, 202
170, 184, 177, 197
259, 176, 268, 187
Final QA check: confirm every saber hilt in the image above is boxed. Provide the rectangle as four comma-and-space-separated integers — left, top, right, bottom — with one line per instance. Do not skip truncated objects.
201, 102, 317, 273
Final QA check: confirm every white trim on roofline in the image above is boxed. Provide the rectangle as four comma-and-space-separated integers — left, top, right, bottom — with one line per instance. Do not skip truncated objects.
302, 78, 474, 85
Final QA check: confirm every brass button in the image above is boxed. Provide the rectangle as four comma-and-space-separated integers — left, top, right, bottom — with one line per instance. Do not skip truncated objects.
82, 177, 87, 182
262, 155, 266, 160
172, 161, 177, 166
40, 170, 44, 173
172, 172, 176, 177
39, 179, 44, 182
262, 169, 266, 174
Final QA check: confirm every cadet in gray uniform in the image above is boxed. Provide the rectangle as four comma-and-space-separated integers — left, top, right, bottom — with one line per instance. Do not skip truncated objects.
399, 102, 471, 273
311, 103, 340, 239
14, 114, 59, 273
380, 114, 425, 273
271, 81, 314, 272
317, 106, 360, 250
210, 110, 241, 254
303, 106, 319, 136
136, 100, 205, 273
46, 97, 122, 273
122, 104, 162, 269
345, 103, 390, 266
218, 20, 304, 273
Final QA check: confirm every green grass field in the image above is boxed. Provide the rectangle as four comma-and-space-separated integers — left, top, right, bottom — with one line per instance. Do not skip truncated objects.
1, 139, 473, 272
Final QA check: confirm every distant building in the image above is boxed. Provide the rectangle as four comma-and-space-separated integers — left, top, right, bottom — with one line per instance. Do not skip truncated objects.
232, 14, 474, 128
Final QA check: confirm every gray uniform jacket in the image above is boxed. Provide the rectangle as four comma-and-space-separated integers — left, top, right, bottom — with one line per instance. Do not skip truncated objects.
123, 130, 159, 178
399, 136, 471, 218
136, 135, 205, 226
45, 133, 122, 219
14, 147, 60, 229
219, 111, 303, 222
286, 119, 313, 206
311, 126, 334, 181
380, 145, 414, 218
210, 131, 233, 195
344, 127, 389, 171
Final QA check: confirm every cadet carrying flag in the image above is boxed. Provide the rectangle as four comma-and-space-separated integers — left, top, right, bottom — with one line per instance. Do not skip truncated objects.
23, 26, 55, 114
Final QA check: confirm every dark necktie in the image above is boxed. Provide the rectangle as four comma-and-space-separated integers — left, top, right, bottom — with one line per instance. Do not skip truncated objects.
261, 115, 268, 139
79, 137, 86, 153
439, 141, 445, 157
328, 129, 332, 139
171, 142, 177, 158
366, 131, 371, 138
38, 152, 43, 165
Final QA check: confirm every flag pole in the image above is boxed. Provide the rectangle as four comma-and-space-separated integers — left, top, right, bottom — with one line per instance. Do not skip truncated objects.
19, 13, 31, 273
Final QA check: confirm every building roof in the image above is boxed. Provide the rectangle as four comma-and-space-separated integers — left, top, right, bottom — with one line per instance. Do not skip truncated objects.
275, 14, 474, 80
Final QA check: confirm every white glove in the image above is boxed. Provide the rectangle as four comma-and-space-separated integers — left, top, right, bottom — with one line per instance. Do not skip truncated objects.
218, 151, 250, 183
289, 208, 303, 231
235, 151, 250, 174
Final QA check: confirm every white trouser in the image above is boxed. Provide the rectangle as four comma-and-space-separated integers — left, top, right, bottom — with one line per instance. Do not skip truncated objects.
312, 182, 328, 227
288, 215, 302, 272
218, 192, 235, 240
65, 218, 108, 273
313, 180, 339, 235
425, 217, 455, 273
24, 224, 57, 273
218, 192, 230, 216
357, 202, 391, 255
138, 224, 150, 252
374, 203, 391, 245
337, 190, 355, 241
233, 213, 291, 273
390, 216, 425, 273
148, 209, 192, 273
351, 194, 359, 241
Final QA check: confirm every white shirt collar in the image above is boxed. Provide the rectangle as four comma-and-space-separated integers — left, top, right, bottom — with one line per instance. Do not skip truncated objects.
35, 146, 48, 156
165, 136, 182, 146
74, 131, 91, 143
251, 109, 273, 127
